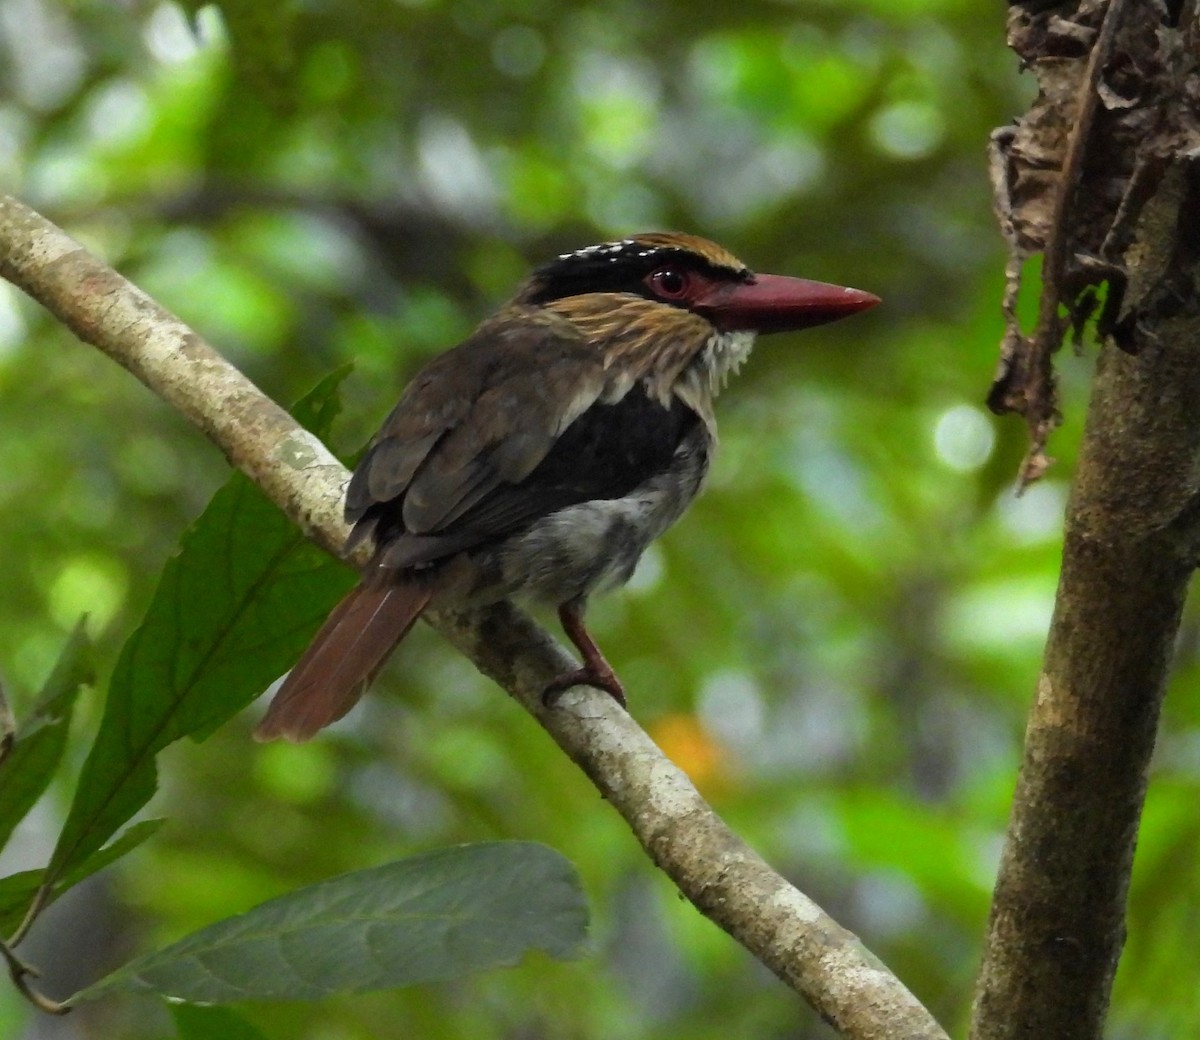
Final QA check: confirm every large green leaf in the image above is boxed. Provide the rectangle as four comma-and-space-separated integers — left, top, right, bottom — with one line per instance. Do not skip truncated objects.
70, 842, 589, 1004
45, 371, 356, 888
0, 620, 93, 855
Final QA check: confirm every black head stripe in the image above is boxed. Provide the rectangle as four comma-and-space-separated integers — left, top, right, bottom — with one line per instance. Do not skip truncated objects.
520, 237, 749, 306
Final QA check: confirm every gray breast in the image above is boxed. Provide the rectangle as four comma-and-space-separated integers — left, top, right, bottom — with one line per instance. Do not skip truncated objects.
483, 421, 713, 607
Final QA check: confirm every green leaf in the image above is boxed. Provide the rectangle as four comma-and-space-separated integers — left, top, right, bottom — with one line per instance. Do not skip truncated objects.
70, 842, 589, 1005
0, 820, 163, 937
46, 371, 355, 887
0, 620, 93, 854
170, 1003, 270, 1040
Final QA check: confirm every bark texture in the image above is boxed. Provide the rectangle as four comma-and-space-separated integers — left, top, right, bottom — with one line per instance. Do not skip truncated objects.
974, 3, 1200, 1037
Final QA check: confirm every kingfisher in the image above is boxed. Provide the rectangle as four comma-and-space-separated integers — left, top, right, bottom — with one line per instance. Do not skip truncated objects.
256, 232, 878, 741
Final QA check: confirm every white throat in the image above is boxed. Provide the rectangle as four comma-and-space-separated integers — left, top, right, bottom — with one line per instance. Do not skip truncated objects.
698, 329, 757, 396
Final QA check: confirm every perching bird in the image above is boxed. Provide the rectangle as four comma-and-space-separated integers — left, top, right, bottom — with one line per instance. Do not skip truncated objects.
256, 232, 878, 742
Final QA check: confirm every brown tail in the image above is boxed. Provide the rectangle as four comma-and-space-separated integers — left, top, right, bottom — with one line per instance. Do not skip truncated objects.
255, 581, 432, 743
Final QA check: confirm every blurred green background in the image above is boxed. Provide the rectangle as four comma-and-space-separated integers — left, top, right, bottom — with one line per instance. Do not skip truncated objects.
1, 1, 1197, 1038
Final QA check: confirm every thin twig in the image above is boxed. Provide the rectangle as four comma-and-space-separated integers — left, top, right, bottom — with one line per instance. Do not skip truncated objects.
7, 885, 52, 950
0, 941, 69, 1016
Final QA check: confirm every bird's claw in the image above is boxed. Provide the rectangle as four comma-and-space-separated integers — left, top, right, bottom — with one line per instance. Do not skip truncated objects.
542, 667, 628, 709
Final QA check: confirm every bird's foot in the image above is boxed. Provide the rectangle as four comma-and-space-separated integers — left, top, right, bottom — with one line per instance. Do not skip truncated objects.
545, 599, 628, 708
542, 665, 627, 709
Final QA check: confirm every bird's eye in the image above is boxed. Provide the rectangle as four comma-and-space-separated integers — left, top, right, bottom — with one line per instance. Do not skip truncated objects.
646, 267, 691, 300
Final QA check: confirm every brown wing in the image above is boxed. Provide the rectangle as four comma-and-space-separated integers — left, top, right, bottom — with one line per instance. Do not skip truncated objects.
344, 306, 612, 563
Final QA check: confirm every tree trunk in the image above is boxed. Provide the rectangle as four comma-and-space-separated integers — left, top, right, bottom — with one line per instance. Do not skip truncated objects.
972, 3, 1200, 1036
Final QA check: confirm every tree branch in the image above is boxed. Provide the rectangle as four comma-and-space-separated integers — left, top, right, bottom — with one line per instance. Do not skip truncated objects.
0, 194, 947, 1040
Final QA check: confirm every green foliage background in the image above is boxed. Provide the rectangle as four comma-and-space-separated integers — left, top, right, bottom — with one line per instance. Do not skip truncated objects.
0, 1, 1197, 1038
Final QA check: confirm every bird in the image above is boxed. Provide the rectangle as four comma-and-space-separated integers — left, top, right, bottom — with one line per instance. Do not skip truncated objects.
255, 232, 878, 742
